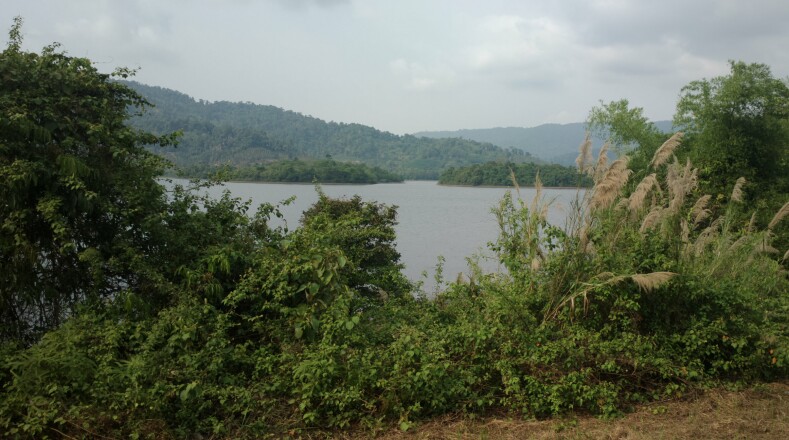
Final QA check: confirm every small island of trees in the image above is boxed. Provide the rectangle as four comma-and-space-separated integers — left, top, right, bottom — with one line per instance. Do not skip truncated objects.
439, 161, 593, 187
181, 158, 404, 184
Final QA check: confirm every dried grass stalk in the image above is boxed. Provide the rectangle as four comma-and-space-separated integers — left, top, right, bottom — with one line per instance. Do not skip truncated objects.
731, 177, 747, 203
693, 218, 722, 256
630, 271, 677, 292
509, 168, 521, 198
768, 201, 789, 230
757, 243, 779, 255
593, 142, 610, 182
667, 159, 698, 214
579, 224, 589, 253
783, 248, 789, 262
628, 173, 658, 214
590, 157, 631, 210
576, 133, 594, 176
747, 212, 757, 232
691, 194, 712, 225
650, 132, 684, 168
640, 206, 663, 233
681, 219, 690, 243
530, 171, 543, 214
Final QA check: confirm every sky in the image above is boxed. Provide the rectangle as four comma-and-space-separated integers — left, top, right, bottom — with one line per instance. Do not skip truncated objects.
4, 0, 789, 134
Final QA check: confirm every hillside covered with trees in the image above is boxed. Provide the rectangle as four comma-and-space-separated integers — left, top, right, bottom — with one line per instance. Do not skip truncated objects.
125, 81, 536, 180
2, 19, 788, 439
439, 161, 592, 187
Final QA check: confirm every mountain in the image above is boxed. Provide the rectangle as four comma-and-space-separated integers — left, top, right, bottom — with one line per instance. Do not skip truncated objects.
123, 82, 537, 179
415, 121, 674, 166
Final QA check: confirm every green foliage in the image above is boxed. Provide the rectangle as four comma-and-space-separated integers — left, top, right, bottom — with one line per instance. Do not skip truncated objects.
0, 20, 181, 343
675, 61, 789, 202
300, 190, 411, 298
439, 161, 591, 187
183, 158, 404, 184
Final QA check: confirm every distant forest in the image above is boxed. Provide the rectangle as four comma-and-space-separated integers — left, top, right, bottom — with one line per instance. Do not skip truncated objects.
417, 121, 673, 166
439, 161, 592, 187
183, 159, 403, 184
125, 82, 537, 180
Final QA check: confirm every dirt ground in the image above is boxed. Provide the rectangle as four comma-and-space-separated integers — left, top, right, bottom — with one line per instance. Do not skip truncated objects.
358, 382, 789, 439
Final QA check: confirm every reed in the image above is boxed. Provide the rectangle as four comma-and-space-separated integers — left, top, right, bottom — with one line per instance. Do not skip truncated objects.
576, 133, 594, 176
628, 173, 658, 214
731, 177, 747, 203
649, 132, 683, 168
768, 201, 789, 230
590, 157, 631, 211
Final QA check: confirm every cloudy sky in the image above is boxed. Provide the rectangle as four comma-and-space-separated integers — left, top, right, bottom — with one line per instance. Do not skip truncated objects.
4, 0, 789, 134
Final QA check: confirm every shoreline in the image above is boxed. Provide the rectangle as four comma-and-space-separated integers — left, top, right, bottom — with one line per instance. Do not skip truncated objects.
437, 182, 587, 189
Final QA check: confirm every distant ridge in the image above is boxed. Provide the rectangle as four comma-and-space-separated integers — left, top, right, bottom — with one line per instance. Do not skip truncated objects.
123, 81, 537, 179
415, 121, 674, 166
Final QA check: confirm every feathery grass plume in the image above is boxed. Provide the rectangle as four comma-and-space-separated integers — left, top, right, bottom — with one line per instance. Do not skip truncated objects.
579, 224, 589, 252
755, 242, 779, 255
729, 235, 750, 252
628, 173, 658, 214
783, 249, 789, 262
731, 177, 747, 203
509, 167, 521, 198
576, 133, 594, 176
593, 142, 610, 182
768, 201, 789, 230
667, 158, 697, 214
530, 171, 543, 214
681, 219, 690, 243
690, 194, 712, 226
630, 271, 677, 292
747, 212, 757, 232
530, 257, 541, 271
590, 156, 631, 210
545, 271, 675, 321
649, 132, 684, 168
693, 218, 722, 256
640, 206, 663, 233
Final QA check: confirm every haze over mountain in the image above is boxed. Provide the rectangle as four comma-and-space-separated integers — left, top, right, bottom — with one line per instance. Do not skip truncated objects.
416, 121, 674, 166
125, 81, 538, 179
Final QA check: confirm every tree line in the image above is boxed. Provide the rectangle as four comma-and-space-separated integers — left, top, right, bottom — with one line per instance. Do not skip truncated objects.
439, 161, 592, 187
181, 158, 404, 184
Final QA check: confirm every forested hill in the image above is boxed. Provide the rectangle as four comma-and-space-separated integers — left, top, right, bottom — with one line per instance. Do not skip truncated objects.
124, 81, 536, 179
416, 121, 673, 166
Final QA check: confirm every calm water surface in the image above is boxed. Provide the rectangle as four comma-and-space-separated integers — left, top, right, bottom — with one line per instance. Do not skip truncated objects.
178, 180, 582, 289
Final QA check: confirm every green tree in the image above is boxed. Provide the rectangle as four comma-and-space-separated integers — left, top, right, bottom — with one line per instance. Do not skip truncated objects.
301, 190, 410, 298
0, 18, 178, 343
674, 61, 789, 202
586, 99, 669, 176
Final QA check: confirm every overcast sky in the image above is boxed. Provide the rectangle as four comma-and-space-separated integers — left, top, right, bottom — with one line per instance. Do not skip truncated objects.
4, 0, 789, 134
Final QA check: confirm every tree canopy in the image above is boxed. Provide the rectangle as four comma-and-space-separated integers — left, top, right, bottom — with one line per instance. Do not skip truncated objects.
0, 17, 181, 342
674, 61, 789, 201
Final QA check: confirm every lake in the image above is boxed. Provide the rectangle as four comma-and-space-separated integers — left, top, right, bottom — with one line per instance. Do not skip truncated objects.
177, 180, 582, 291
